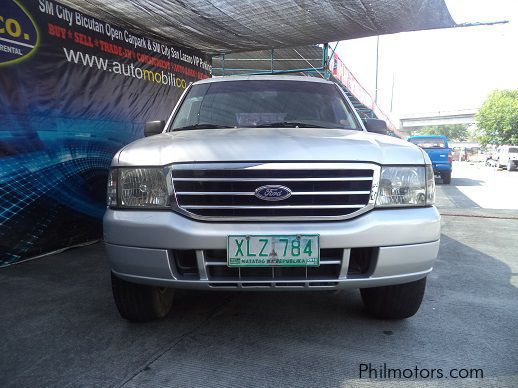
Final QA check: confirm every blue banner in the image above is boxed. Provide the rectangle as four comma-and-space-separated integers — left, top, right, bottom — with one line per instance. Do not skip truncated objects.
0, 0, 211, 265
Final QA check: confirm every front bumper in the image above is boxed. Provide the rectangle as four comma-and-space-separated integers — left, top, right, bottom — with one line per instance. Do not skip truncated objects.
103, 207, 441, 290
432, 163, 452, 173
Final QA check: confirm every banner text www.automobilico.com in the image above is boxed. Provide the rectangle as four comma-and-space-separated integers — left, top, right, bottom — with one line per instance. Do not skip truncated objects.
62, 47, 193, 89
359, 363, 484, 380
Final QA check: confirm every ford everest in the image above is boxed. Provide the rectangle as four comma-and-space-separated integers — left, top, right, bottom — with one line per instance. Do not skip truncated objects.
104, 76, 440, 322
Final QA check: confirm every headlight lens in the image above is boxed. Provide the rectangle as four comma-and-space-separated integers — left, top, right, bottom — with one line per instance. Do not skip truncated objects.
107, 167, 172, 208
425, 165, 435, 205
375, 166, 433, 207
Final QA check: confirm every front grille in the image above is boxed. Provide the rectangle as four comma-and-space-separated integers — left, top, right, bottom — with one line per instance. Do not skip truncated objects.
168, 248, 377, 288
204, 248, 343, 284
171, 163, 377, 220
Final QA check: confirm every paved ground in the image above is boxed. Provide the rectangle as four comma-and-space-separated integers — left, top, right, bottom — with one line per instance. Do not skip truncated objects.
436, 162, 518, 211
1, 162, 517, 387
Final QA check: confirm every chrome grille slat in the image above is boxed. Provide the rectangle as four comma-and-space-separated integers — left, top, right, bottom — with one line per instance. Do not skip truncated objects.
173, 177, 373, 182
203, 248, 345, 283
182, 205, 365, 209
176, 190, 371, 195
171, 162, 379, 220
205, 260, 341, 266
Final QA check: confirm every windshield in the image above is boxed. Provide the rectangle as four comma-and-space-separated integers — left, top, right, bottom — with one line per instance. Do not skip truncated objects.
408, 137, 447, 149
509, 147, 518, 153
170, 80, 360, 131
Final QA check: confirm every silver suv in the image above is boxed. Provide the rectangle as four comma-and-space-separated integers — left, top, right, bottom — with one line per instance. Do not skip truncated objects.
104, 76, 440, 321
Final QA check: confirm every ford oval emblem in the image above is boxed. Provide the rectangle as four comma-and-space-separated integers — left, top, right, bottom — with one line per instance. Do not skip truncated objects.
255, 185, 292, 201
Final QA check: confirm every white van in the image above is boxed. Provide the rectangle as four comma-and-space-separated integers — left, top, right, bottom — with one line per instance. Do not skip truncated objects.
497, 145, 518, 171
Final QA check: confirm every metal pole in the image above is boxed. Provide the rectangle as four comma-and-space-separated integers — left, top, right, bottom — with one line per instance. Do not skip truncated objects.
322, 43, 329, 79
329, 42, 339, 63
374, 36, 379, 103
248, 67, 325, 76
271, 48, 274, 73
390, 72, 395, 112
222, 53, 225, 76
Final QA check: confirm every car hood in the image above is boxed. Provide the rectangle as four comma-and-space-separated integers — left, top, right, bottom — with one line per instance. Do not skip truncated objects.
115, 128, 426, 166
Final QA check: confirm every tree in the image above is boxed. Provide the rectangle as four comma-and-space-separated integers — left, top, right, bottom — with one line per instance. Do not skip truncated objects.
414, 124, 469, 141
476, 89, 518, 146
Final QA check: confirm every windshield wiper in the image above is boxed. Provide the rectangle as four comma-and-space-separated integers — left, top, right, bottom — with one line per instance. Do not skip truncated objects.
173, 123, 233, 131
253, 121, 328, 128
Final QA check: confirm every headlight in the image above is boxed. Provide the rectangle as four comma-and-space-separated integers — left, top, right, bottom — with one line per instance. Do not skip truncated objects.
107, 169, 118, 207
375, 166, 434, 207
107, 167, 172, 208
425, 165, 435, 205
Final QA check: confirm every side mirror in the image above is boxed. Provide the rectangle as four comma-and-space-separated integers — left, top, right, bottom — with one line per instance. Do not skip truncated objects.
144, 120, 165, 137
363, 118, 388, 135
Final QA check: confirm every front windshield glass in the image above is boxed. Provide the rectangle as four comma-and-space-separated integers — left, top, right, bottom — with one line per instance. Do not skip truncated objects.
170, 80, 359, 130
409, 137, 447, 149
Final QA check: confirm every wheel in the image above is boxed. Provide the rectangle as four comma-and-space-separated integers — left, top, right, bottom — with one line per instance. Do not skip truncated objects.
111, 273, 174, 322
360, 277, 427, 319
441, 172, 451, 184
507, 160, 516, 171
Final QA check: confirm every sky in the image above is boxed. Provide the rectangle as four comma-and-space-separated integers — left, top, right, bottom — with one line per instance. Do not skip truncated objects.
336, 0, 518, 121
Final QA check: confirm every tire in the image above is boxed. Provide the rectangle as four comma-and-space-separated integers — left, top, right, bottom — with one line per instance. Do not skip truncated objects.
441, 172, 451, 184
360, 277, 427, 319
507, 160, 516, 171
111, 272, 174, 322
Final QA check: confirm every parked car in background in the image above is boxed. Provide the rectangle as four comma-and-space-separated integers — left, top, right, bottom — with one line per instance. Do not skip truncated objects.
484, 148, 499, 167
451, 147, 466, 162
496, 145, 518, 171
407, 135, 453, 184
486, 151, 499, 167
449, 143, 481, 162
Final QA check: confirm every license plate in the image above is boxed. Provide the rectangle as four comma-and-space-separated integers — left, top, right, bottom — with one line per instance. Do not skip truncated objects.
227, 235, 319, 267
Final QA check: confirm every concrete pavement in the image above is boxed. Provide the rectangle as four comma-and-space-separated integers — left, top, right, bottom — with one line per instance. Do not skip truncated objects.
437, 161, 518, 212
1, 162, 517, 387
